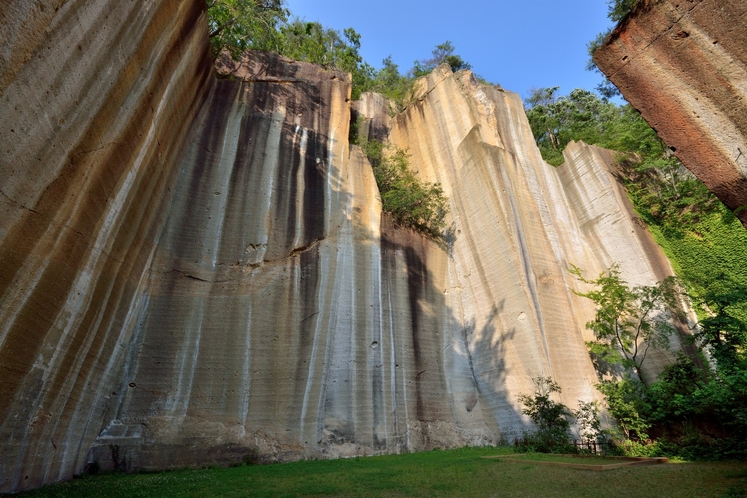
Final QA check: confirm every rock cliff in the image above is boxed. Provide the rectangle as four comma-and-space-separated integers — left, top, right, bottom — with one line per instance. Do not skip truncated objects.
1, 0, 682, 492
593, 0, 747, 227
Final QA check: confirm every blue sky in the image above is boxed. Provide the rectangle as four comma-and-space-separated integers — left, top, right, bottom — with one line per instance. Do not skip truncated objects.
285, 0, 615, 101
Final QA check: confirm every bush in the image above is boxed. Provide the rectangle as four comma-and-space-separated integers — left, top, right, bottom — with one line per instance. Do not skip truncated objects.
517, 377, 576, 453
361, 139, 448, 239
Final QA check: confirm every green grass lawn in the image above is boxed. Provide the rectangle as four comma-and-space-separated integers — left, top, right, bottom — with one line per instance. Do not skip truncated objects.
497, 453, 638, 466
11, 446, 747, 498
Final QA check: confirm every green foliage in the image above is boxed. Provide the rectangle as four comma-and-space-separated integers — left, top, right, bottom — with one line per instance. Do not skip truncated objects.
596, 379, 651, 441
585, 0, 643, 97
517, 377, 575, 453
276, 21, 374, 100
362, 139, 449, 239
207, 0, 288, 59
571, 264, 745, 458
412, 41, 472, 77
524, 88, 626, 165
572, 401, 607, 446
206, 6, 481, 108
696, 280, 747, 369
645, 207, 747, 352
570, 264, 683, 383
368, 56, 416, 113
585, 29, 620, 99
607, 0, 640, 22
523, 87, 711, 198
206, 7, 487, 112
207, 2, 375, 99
594, 347, 747, 459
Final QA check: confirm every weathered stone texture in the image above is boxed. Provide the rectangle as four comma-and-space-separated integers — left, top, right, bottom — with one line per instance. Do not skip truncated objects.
593, 0, 747, 226
388, 68, 682, 415
0, 0, 213, 492
1, 0, 684, 493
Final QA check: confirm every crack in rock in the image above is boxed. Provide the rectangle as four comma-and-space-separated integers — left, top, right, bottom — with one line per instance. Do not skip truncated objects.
604, 1, 702, 79
70, 141, 120, 161
249, 236, 326, 268
169, 269, 231, 284
0, 188, 85, 239
0, 188, 41, 216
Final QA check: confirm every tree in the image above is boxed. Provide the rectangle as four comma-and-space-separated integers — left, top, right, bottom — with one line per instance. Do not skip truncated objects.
207, 0, 288, 58
524, 86, 559, 109
207, 3, 377, 99
584, 0, 642, 98
695, 279, 747, 369
607, 0, 640, 22
369, 56, 414, 112
572, 400, 606, 446
412, 41, 472, 77
585, 29, 620, 99
524, 86, 719, 223
517, 377, 573, 452
596, 378, 651, 441
524, 88, 619, 165
570, 264, 684, 384
277, 21, 374, 99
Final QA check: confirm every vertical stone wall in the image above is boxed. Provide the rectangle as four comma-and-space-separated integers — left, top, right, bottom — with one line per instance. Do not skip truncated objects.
0, 0, 213, 492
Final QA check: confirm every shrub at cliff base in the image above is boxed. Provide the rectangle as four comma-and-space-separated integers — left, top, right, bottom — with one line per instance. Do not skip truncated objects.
571, 262, 747, 460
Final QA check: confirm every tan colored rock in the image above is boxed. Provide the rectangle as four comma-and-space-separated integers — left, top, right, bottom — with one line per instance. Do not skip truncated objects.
387, 67, 683, 416
0, 0, 213, 492
593, 0, 747, 227
0, 1, 686, 492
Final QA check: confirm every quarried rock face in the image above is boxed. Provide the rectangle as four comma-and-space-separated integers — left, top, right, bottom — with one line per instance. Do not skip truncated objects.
593, 0, 747, 227
0, 0, 684, 492
0, 0, 213, 492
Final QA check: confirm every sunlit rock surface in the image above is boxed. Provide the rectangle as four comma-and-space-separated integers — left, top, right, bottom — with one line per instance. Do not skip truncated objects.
1, 0, 682, 492
593, 0, 747, 227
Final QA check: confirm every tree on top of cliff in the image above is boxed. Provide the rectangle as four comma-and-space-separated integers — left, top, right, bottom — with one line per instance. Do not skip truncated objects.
412, 41, 472, 77
206, 1, 375, 99
607, 0, 640, 23
276, 21, 375, 99
524, 87, 619, 165
207, 0, 288, 58
585, 0, 641, 98
524, 87, 720, 225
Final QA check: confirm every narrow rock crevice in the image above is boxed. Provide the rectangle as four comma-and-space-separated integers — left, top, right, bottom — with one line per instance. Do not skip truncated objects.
168, 269, 231, 283
249, 236, 326, 268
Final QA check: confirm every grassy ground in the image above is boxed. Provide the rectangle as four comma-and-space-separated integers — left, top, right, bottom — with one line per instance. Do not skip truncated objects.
10, 446, 747, 498
498, 453, 638, 466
